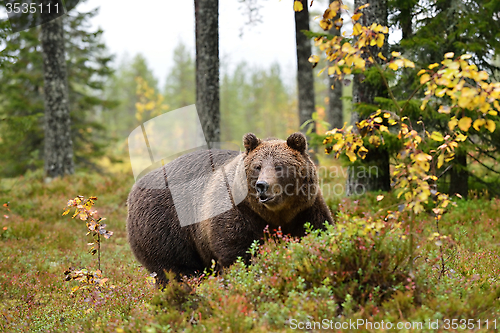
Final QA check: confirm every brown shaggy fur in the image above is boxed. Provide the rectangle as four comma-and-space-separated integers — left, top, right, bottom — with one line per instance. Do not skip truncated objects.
127, 132, 333, 285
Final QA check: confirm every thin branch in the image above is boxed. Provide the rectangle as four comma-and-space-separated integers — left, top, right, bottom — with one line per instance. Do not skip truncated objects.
437, 164, 453, 179
367, 49, 401, 114
467, 152, 500, 175
400, 81, 427, 114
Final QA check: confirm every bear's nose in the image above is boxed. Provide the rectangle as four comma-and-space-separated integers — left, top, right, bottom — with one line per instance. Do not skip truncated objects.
255, 180, 269, 195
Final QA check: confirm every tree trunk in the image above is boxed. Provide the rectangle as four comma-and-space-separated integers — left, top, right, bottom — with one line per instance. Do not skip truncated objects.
41, 16, 74, 179
328, 11, 343, 129
195, 0, 220, 147
294, 1, 316, 134
347, 0, 390, 195
449, 151, 468, 199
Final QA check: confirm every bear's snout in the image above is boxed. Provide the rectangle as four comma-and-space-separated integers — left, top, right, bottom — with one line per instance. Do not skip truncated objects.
255, 180, 270, 197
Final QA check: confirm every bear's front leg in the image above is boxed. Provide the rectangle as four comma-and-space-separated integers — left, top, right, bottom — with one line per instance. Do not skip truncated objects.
208, 212, 261, 269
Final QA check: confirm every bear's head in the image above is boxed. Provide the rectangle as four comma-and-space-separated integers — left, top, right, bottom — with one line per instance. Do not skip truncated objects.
242, 132, 319, 224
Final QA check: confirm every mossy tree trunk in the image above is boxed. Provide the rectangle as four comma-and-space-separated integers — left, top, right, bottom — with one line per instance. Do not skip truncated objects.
40, 16, 74, 179
294, 2, 316, 135
195, 0, 220, 147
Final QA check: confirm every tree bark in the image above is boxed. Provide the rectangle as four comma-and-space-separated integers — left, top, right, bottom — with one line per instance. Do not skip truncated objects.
328, 11, 343, 129
294, 1, 316, 134
195, 0, 220, 147
347, 0, 390, 195
41, 16, 74, 179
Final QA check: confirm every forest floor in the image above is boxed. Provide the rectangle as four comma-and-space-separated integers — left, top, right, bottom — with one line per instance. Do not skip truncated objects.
1, 160, 499, 332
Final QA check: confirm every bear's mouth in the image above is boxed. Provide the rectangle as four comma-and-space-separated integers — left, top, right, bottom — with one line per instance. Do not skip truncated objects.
259, 195, 275, 204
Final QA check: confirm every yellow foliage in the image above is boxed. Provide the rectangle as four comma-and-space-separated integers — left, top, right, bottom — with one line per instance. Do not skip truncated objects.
473, 118, 486, 131
430, 131, 444, 142
486, 119, 496, 132
448, 118, 458, 131
293, 1, 303, 12
420, 74, 430, 84
458, 117, 472, 132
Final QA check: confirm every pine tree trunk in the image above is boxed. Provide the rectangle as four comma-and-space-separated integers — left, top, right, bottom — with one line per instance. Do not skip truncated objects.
195, 0, 220, 147
41, 17, 74, 179
328, 11, 343, 129
294, 1, 316, 134
347, 0, 390, 195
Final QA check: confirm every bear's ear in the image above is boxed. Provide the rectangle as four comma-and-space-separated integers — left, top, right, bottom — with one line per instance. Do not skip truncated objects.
286, 132, 307, 154
243, 133, 261, 153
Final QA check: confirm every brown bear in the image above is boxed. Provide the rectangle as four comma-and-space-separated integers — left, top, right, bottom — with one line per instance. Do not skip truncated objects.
127, 132, 333, 285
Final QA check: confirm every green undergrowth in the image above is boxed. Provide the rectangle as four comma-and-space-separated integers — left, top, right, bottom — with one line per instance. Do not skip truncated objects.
150, 196, 500, 332
1, 170, 500, 332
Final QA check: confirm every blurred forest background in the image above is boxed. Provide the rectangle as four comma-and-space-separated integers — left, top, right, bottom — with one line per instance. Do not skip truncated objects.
0, 0, 499, 197
0, 0, 351, 178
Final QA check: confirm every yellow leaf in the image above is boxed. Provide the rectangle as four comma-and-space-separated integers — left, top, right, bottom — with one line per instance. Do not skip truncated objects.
455, 133, 467, 142
346, 150, 357, 162
319, 19, 333, 31
458, 117, 472, 132
352, 13, 362, 21
378, 52, 387, 61
420, 74, 431, 84
428, 63, 439, 69
353, 56, 365, 69
489, 110, 498, 116
376, 195, 384, 201
369, 135, 380, 147
437, 154, 445, 169
308, 55, 319, 64
391, 51, 401, 57
403, 59, 415, 68
353, 23, 362, 36
485, 119, 496, 133
357, 3, 370, 10
293, 1, 303, 12
373, 116, 383, 123
388, 62, 398, 71
448, 118, 458, 131
438, 105, 450, 114
473, 118, 486, 131
444, 52, 454, 59
376, 34, 385, 48
476, 71, 488, 81
417, 69, 426, 76
379, 125, 389, 133
430, 131, 444, 141
415, 153, 432, 162
358, 146, 369, 159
